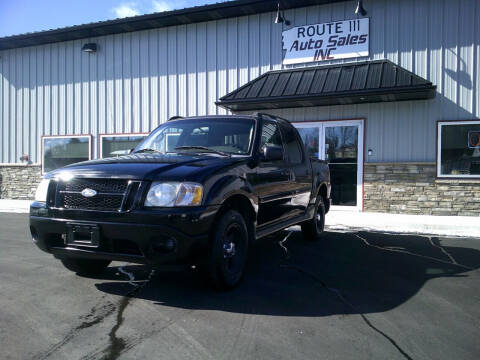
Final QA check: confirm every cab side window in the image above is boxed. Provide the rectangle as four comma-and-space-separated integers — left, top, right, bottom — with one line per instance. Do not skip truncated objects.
280, 123, 303, 164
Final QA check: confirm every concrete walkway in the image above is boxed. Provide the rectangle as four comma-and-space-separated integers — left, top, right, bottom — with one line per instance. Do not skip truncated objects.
325, 209, 480, 238
1, 199, 478, 237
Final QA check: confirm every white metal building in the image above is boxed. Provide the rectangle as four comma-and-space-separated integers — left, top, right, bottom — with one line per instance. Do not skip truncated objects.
0, 0, 479, 215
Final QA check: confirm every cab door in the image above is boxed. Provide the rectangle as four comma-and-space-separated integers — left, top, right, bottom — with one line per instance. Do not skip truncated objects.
279, 121, 312, 217
249, 120, 294, 226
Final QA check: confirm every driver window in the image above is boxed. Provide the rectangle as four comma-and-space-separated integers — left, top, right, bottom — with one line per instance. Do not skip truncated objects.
261, 121, 283, 149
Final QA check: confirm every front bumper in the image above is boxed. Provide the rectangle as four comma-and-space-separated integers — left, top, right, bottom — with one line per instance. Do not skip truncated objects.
29, 202, 219, 265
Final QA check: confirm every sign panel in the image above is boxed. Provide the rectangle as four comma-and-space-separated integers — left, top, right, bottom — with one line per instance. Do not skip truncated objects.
282, 18, 369, 65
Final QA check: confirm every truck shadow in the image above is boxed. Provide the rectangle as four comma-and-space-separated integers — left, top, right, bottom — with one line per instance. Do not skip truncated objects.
95, 230, 480, 317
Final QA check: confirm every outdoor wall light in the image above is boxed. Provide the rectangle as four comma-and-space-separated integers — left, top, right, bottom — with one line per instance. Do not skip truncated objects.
368, 149, 373, 156
355, 0, 367, 16
81, 43, 97, 53
274, 3, 291, 26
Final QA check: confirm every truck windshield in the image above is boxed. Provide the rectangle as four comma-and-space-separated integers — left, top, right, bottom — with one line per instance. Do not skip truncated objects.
135, 118, 255, 155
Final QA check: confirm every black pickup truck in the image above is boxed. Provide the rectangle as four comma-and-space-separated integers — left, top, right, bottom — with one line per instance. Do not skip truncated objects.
30, 113, 331, 289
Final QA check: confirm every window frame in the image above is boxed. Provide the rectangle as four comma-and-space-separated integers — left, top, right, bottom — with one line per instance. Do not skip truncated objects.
259, 119, 286, 162
99, 133, 149, 158
41, 134, 92, 175
437, 120, 480, 179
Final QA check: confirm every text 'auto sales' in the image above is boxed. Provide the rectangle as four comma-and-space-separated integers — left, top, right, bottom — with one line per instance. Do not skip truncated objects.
282, 18, 369, 65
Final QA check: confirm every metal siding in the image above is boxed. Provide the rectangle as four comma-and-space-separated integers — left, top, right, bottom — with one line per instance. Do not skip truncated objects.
207, 21, 217, 115
140, 32, 150, 132
149, 29, 159, 129
187, 24, 198, 117
196, 23, 207, 116
0, 0, 478, 164
216, 20, 228, 115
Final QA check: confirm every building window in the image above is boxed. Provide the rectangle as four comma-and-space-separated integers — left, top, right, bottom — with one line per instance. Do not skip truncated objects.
100, 134, 148, 158
42, 135, 91, 174
438, 121, 480, 177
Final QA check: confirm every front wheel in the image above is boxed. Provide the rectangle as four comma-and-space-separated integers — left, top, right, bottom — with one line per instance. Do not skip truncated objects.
60, 258, 111, 276
301, 198, 326, 241
205, 210, 249, 290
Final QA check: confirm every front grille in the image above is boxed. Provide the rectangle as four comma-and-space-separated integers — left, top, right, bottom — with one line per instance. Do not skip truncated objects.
63, 193, 124, 211
54, 178, 136, 211
64, 178, 128, 194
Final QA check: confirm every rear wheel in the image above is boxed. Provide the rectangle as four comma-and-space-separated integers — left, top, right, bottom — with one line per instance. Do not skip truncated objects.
205, 210, 249, 290
301, 197, 326, 241
60, 258, 111, 275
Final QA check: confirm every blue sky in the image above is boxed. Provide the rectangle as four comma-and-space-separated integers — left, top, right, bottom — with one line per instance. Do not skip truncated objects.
0, 0, 226, 37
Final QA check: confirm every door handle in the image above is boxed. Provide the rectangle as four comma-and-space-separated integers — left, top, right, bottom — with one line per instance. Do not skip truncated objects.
281, 170, 294, 181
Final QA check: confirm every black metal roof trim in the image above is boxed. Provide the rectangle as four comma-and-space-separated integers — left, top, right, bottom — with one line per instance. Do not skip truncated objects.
216, 60, 437, 111
0, 0, 345, 51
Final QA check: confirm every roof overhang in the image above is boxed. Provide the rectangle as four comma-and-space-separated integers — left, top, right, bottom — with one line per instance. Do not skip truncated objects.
0, 0, 346, 51
216, 60, 437, 111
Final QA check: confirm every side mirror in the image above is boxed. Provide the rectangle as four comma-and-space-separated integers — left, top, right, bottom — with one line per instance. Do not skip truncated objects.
262, 145, 284, 162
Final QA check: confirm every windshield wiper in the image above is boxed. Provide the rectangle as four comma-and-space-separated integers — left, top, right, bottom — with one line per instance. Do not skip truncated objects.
133, 148, 162, 154
174, 146, 230, 157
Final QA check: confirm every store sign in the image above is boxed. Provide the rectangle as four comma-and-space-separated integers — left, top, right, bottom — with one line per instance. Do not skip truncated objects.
282, 18, 369, 65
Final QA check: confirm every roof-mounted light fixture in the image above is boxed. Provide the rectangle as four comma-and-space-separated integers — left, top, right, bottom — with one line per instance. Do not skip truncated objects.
355, 0, 367, 16
274, 3, 291, 26
81, 43, 97, 53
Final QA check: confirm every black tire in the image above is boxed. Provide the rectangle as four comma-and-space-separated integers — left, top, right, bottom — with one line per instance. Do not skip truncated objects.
301, 197, 326, 241
205, 210, 249, 290
60, 258, 111, 275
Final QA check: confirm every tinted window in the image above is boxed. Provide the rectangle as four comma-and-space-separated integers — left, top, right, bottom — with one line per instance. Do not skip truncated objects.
440, 122, 480, 176
280, 123, 303, 164
138, 118, 255, 155
101, 135, 147, 158
43, 136, 90, 173
260, 121, 283, 148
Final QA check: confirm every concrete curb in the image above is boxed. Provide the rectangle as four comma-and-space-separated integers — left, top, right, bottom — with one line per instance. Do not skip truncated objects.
0, 200, 32, 213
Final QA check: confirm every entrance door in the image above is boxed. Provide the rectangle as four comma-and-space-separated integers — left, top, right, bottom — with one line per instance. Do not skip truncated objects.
294, 120, 364, 211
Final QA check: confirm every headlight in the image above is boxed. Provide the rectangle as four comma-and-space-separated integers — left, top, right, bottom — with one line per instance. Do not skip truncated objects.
35, 179, 50, 202
145, 182, 203, 207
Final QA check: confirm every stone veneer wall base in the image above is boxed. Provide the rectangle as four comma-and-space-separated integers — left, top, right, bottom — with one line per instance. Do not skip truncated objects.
364, 163, 480, 216
0, 165, 42, 200
1, 162, 479, 216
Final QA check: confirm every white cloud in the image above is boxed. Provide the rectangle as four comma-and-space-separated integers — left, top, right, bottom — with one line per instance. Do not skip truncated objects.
112, 2, 140, 18
151, 0, 172, 13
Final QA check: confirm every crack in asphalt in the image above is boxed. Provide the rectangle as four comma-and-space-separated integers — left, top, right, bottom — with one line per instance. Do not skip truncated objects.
100, 266, 156, 360
33, 299, 116, 360
277, 231, 414, 360
355, 233, 474, 270
427, 237, 459, 265
83, 309, 196, 360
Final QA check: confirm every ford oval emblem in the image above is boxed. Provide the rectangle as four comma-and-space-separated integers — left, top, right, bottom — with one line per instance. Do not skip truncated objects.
81, 188, 97, 198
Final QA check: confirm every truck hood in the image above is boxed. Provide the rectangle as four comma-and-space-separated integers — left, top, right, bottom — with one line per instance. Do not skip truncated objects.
46, 153, 245, 181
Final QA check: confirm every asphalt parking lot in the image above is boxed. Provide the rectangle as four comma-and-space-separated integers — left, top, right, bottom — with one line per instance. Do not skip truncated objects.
1, 213, 479, 360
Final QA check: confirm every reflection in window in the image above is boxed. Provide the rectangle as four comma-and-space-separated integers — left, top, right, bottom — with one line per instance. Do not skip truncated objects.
280, 123, 303, 164
138, 119, 254, 155
261, 121, 283, 147
297, 127, 319, 158
43, 136, 90, 173
325, 126, 358, 163
101, 135, 147, 158
439, 121, 480, 177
